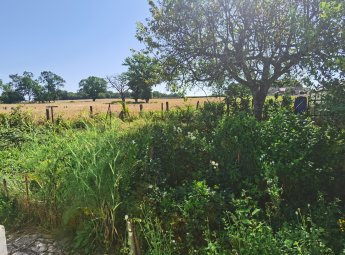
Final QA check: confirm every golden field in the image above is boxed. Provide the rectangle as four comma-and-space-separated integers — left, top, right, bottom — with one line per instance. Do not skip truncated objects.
0, 97, 223, 120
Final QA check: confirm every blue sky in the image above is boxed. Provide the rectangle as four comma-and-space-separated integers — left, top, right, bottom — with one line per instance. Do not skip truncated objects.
0, 1, 207, 96
0, 1, 152, 92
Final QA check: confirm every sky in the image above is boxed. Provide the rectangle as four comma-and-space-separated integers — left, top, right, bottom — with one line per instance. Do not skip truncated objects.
0, 0, 205, 95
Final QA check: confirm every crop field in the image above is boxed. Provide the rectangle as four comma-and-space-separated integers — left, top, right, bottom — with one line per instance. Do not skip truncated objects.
0, 97, 223, 120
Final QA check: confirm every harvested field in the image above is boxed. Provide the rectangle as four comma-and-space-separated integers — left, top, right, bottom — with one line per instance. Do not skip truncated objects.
0, 97, 223, 120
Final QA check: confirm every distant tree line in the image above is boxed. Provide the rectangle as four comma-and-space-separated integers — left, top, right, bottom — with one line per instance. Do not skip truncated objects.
0, 69, 179, 104
0, 71, 65, 104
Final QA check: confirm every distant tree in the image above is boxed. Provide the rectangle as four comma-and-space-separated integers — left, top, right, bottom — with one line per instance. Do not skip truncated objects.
56, 90, 69, 100
106, 74, 129, 102
140, 85, 153, 103
32, 84, 47, 103
127, 80, 142, 103
79, 76, 107, 101
123, 51, 163, 103
8, 72, 38, 101
0, 83, 24, 103
39, 71, 65, 102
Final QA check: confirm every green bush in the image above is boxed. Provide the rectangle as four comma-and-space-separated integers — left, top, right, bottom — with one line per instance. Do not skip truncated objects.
212, 113, 261, 196
260, 111, 343, 208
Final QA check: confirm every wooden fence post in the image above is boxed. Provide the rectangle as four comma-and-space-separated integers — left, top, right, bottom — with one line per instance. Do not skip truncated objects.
2, 179, 8, 198
166, 102, 169, 112
24, 175, 29, 208
46, 106, 58, 123
51, 107, 55, 123
46, 108, 50, 121
139, 104, 143, 112
90, 106, 93, 117
196, 101, 200, 110
106, 104, 112, 125
127, 219, 141, 255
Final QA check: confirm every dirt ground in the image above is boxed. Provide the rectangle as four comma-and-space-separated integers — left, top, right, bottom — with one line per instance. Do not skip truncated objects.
0, 97, 223, 120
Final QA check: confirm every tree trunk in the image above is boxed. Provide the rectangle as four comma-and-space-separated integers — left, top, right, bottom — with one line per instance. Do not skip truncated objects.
252, 89, 267, 120
134, 98, 138, 103
92, 98, 96, 102
121, 95, 126, 102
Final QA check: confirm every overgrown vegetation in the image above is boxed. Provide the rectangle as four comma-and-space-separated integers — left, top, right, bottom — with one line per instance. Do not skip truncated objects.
0, 98, 344, 254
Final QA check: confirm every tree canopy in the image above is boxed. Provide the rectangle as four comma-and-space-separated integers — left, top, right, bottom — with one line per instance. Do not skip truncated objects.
39, 71, 65, 102
123, 51, 163, 103
8, 72, 39, 101
79, 76, 108, 101
0, 83, 24, 103
138, 0, 345, 118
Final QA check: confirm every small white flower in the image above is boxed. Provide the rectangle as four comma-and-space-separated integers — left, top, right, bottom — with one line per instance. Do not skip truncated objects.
148, 184, 153, 189
210, 160, 219, 169
125, 215, 129, 220
187, 131, 196, 140
132, 140, 136, 144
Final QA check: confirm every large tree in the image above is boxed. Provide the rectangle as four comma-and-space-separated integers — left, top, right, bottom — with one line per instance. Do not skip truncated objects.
106, 74, 129, 102
138, 0, 345, 119
123, 51, 163, 103
79, 76, 107, 101
39, 71, 65, 102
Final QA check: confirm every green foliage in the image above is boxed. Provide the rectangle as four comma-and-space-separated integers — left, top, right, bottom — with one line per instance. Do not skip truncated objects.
39, 71, 65, 102
0, 107, 344, 254
0, 84, 24, 103
0, 194, 16, 226
123, 51, 163, 103
322, 81, 345, 128
137, 207, 176, 255
222, 194, 335, 255
8, 71, 38, 101
260, 111, 342, 208
78, 76, 108, 101
212, 113, 260, 193
198, 102, 225, 132
224, 83, 251, 113
0, 107, 34, 149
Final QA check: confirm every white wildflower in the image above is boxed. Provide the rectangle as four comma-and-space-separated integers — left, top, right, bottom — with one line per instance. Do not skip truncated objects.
187, 131, 196, 140
210, 160, 219, 169
174, 126, 183, 133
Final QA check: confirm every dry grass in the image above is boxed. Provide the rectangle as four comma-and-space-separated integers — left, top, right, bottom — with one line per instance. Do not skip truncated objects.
0, 97, 223, 120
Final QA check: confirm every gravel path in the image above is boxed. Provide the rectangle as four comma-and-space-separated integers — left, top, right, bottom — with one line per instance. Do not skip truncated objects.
6, 231, 70, 255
